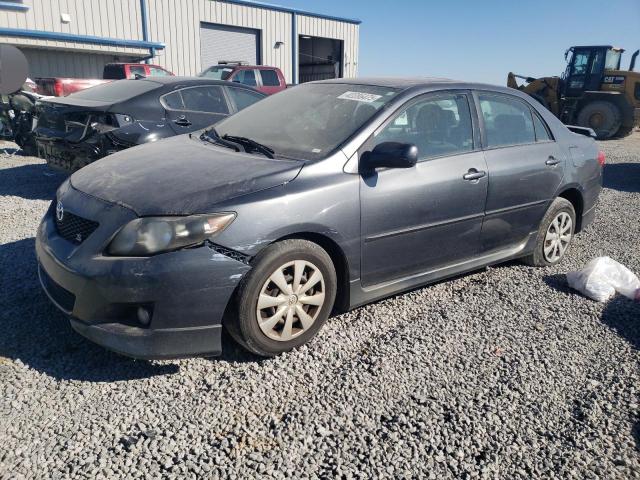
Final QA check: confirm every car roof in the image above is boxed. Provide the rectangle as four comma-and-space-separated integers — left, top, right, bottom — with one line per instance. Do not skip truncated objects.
138, 76, 231, 86
313, 77, 518, 95
203, 64, 276, 70
135, 76, 264, 92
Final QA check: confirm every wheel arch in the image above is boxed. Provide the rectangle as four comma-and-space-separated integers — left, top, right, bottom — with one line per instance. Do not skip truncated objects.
274, 231, 351, 314
557, 187, 584, 232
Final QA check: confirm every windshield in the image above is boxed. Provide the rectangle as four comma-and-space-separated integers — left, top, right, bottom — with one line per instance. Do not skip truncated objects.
200, 66, 234, 80
214, 83, 400, 160
605, 49, 622, 70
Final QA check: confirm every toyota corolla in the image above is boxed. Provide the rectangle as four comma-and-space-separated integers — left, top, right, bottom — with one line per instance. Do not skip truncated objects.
36, 78, 603, 359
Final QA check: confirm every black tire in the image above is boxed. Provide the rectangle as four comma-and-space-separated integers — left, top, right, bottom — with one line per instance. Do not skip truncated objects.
576, 101, 621, 139
522, 197, 576, 267
613, 125, 634, 139
224, 239, 337, 357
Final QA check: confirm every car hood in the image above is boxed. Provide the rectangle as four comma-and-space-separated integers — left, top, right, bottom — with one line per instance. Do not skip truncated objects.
70, 135, 303, 216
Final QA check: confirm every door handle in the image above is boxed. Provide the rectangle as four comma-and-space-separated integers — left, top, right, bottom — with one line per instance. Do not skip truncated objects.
174, 115, 192, 127
463, 168, 486, 181
545, 156, 560, 166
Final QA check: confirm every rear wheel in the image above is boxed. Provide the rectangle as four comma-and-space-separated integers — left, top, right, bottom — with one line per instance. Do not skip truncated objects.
225, 239, 337, 357
576, 101, 621, 139
522, 197, 576, 267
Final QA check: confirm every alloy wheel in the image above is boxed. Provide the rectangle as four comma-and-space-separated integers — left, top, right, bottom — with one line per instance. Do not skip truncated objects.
256, 260, 326, 342
543, 212, 572, 263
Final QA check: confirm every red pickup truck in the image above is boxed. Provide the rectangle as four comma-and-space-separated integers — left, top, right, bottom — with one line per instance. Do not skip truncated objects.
35, 63, 174, 97
199, 62, 286, 95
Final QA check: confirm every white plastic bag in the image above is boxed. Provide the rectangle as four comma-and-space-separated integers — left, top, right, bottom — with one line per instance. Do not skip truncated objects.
566, 257, 640, 302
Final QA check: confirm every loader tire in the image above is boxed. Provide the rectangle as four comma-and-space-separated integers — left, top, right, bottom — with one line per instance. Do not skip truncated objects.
577, 101, 621, 140
613, 125, 633, 139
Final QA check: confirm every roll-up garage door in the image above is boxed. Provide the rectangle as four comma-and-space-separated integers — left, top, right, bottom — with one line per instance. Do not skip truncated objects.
200, 23, 260, 70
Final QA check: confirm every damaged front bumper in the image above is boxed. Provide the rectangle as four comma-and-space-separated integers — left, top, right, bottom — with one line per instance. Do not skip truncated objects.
35, 191, 251, 359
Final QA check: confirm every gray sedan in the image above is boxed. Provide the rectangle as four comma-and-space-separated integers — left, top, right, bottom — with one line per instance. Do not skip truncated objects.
36, 78, 603, 358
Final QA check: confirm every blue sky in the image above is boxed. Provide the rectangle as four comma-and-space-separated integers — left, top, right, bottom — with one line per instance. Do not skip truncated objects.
274, 0, 640, 84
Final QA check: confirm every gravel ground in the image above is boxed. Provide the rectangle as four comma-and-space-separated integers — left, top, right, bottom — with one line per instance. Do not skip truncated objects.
0, 135, 639, 479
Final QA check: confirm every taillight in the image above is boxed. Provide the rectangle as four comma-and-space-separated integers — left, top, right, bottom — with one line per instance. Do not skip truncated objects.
53, 80, 63, 97
597, 151, 606, 167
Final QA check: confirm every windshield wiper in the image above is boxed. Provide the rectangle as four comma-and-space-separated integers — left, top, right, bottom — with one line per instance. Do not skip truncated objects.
200, 128, 240, 152
222, 134, 275, 159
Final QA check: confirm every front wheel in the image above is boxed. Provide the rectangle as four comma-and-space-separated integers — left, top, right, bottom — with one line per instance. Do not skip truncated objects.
225, 239, 337, 357
522, 197, 576, 267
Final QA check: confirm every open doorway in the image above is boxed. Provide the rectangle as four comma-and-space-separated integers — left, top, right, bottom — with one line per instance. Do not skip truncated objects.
298, 35, 343, 83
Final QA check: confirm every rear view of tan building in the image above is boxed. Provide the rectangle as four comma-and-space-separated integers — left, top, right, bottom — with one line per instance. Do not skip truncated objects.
0, 0, 360, 83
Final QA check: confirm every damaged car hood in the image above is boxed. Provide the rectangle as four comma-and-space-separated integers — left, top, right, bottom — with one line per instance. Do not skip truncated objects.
70, 135, 303, 215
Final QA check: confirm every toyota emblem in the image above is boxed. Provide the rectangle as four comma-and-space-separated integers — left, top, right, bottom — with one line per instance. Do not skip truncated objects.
56, 201, 64, 222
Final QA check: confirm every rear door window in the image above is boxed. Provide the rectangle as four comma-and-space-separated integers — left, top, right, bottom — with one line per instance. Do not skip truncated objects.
478, 93, 535, 147
232, 69, 257, 87
259, 69, 280, 87
227, 87, 265, 111
179, 86, 229, 114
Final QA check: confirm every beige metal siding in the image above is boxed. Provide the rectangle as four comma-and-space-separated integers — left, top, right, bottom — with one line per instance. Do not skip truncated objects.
20, 47, 136, 78
0, 0, 146, 55
297, 15, 359, 78
146, 1, 358, 82
147, 0, 293, 80
0, 0, 360, 83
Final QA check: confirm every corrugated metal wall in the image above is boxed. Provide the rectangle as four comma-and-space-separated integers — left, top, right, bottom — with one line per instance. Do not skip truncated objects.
0, 0, 360, 83
147, 0, 294, 80
21, 48, 136, 78
0, 0, 146, 55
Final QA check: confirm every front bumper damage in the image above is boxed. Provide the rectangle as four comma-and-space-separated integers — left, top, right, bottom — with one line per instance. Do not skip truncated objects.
35, 186, 251, 359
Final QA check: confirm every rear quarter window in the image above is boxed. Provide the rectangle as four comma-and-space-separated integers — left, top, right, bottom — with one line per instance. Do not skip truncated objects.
162, 91, 184, 110
532, 111, 553, 142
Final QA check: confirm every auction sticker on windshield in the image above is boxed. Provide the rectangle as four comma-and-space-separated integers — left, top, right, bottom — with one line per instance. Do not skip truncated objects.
337, 91, 383, 103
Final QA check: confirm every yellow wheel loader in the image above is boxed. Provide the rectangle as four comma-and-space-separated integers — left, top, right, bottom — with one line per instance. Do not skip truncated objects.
508, 45, 640, 139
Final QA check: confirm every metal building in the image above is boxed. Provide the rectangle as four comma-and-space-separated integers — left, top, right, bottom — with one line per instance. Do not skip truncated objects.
0, 0, 360, 84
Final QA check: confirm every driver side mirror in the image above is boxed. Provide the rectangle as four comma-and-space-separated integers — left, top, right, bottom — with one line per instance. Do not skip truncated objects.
360, 142, 418, 171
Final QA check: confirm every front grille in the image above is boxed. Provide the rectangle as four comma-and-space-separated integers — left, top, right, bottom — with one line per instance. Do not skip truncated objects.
55, 209, 99, 244
39, 266, 75, 313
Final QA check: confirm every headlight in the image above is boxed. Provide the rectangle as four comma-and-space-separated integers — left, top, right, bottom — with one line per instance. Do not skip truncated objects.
107, 213, 235, 256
